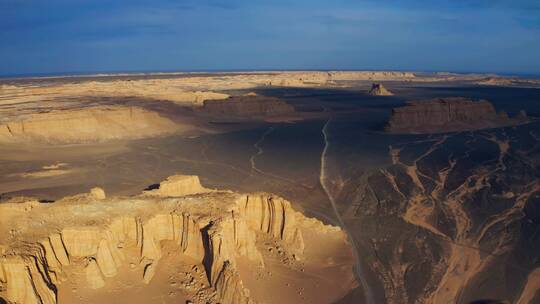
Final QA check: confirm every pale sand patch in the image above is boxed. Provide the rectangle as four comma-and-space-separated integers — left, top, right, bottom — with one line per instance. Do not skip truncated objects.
19, 169, 72, 178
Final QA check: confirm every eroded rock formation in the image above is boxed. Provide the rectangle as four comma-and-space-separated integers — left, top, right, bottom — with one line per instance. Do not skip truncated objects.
368, 83, 393, 96
0, 80, 230, 109
328, 71, 415, 81
0, 177, 352, 304
143, 175, 212, 197
0, 106, 179, 144
477, 77, 540, 87
386, 97, 529, 133
338, 126, 540, 303
200, 96, 295, 117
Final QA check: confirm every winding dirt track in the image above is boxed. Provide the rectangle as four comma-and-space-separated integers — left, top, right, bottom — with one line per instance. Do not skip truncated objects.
320, 118, 375, 304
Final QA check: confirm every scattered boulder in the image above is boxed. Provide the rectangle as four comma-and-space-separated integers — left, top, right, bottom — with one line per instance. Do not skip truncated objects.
90, 187, 106, 200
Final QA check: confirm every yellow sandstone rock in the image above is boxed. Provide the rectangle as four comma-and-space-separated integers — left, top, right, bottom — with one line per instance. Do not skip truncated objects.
0, 175, 348, 304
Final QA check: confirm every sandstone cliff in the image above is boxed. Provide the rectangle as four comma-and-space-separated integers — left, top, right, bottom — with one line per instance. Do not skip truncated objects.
0, 176, 352, 304
329, 71, 415, 81
386, 97, 529, 133
0, 106, 179, 144
0, 80, 230, 109
477, 77, 540, 87
368, 83, 393, 96
143, 175, 212, 197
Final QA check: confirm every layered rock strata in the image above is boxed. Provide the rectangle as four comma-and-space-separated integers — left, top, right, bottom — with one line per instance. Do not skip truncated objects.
0, 106, 178, 144
143, 175, 212, 197
386, 97, 529, 133
328, 71, 415, 81
0, 179, 346, 304
477, 77, 540, 87
0, 80, 230, 109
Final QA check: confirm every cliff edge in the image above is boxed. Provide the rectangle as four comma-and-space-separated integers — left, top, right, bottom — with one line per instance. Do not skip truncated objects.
386, 97, 529, 134
0, 176, 355, 304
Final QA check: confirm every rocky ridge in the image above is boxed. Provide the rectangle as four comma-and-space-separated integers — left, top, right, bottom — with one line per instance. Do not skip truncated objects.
368, 83, 393, 96
386, 97, 529, 133
143, 175, 213, 197
0, 176, 350, 304
0, 106, 179, 144
477, 77, 540, 87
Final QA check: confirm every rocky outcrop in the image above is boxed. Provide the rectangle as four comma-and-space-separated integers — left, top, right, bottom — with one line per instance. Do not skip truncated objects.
328, 71, 415, 81
200, 96, 295, 117
0, 176, 347, 304
368, 83, 393, 96
0, 106, 178, 144
89, 187, 106, 200
213, 262, 253, 304
143, 175, 212, 197
260, 71, 415, 86
237, 194, 305, 255
386, 97, 529, 133
477, 77, 540, 87
0, 79, 230, 110
341, 125, 540, 303
174, 91, 230, 106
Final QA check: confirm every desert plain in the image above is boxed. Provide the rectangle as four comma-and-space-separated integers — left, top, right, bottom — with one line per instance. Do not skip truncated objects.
1, 71, 540, 304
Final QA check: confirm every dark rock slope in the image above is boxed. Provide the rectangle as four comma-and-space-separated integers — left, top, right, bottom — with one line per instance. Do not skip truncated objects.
386, 97, 528, 133
339, 123, 540, 303
199, 95, 295, 117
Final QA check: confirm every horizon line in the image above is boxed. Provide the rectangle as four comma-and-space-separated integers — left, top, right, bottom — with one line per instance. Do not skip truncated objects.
2, 68, 538, 81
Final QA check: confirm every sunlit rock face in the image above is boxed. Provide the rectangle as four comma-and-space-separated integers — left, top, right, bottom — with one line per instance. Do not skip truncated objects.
367, 83, 393, 96
0, 106, 179, 144
386, 97, 529, 134
143, 175, 213, 197
0, 177, 354, 304
340, 123, 540, 303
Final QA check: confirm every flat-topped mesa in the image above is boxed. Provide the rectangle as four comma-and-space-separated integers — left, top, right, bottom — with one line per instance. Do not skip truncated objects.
368, 83, 393, 96
477, 77, 540, 87
0, 79, 231, 108
386, 97, 529, 134
174, 91, 231, 106
261, 71, 414, 86
0, 175, 351, 304
0, 106, 179, 144
143, 175, 213, 197
329, 71, 416, 81
199, 95, 295, 117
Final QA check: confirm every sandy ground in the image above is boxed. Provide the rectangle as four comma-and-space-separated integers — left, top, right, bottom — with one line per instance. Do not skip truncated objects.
58, 242, 200, 304
238, 227, 357, 304
3, 72, 540, 303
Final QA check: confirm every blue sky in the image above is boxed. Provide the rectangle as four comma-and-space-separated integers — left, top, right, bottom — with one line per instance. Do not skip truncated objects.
1, 0, 539, 75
